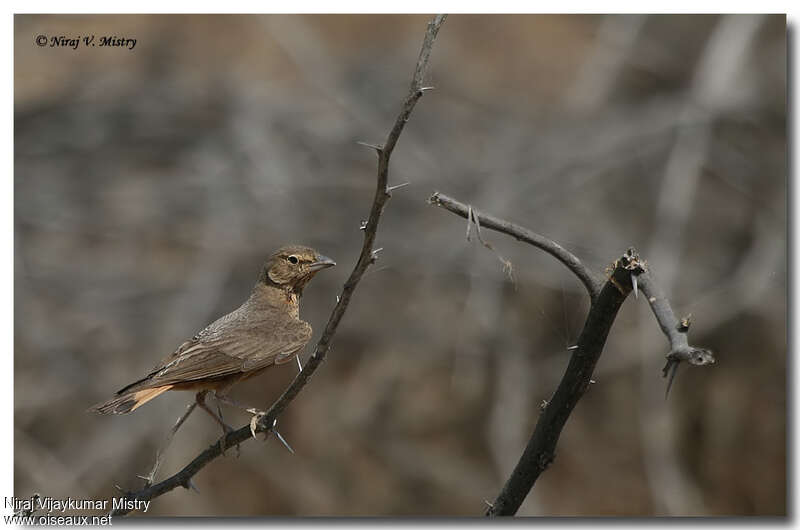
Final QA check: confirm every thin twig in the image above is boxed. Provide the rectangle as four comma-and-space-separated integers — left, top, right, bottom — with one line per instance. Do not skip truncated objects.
109, 14, 447, 516
635, 266, 715, 398
429, 192, 601, 300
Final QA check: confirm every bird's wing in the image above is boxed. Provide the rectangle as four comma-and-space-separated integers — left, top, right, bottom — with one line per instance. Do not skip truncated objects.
120, 311, 311, 392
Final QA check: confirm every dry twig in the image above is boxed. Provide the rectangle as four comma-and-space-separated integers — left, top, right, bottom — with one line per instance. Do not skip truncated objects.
430, 192, 601, 300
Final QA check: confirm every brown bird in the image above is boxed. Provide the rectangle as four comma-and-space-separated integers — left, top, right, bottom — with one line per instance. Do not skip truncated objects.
90, 245, 335, 420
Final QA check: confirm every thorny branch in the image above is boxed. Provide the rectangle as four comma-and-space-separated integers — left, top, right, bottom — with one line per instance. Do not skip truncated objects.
635, 269, 715, 396
110, 14, 447, 516
428, 193, 713, 516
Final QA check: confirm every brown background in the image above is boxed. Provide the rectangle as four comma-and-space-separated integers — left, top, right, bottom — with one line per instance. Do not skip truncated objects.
14, 14, 786, 516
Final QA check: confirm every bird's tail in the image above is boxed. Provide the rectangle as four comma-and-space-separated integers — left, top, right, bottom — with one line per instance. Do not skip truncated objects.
89, 385, 173, 415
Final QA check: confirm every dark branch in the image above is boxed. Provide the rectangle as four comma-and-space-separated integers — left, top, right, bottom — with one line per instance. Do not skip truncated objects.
429, 194, 713, 516
110, 14, 447, 517
428, 192, 601, 300
485, 253, 634, 516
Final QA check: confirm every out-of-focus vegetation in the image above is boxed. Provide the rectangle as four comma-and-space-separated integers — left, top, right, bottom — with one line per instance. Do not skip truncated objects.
14, 14, 785, 515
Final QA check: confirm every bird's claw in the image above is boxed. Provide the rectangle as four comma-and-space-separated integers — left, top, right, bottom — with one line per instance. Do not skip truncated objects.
247, 412, 295, 454
248, 410, 266, 439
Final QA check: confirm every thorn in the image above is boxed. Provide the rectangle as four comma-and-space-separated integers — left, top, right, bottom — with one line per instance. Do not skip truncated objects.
356, 140, 383, 153
419, 86, 436, 93
631, 273, 638, 299
274, 430, 294, 454
296, 355, 303, 373
387, 181, 410, 192
589, 379, 596, 384
271, 420, 295, 455
473, 209, 482, 236
113, 484, 126, 493
664, 360, 679, 399
136, 474, 153, 484
484, 499, 494, 508
371, 247, 384, 262
359, 220, 368, 231
539, 399, 549, 412
185, 478, 200, 494
465, 205, 473, 241
567, 344, 578, 350
336, 295, 340, 303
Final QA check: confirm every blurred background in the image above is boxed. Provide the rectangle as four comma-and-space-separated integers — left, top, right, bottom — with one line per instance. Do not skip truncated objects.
14, 14, 785, 516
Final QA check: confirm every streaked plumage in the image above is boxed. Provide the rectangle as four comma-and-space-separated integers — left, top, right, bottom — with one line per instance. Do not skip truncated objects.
91, 245, 334, 415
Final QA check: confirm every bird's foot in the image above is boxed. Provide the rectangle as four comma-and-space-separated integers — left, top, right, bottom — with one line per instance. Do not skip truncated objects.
248, 408, 267, 439
246, 412, 293, 454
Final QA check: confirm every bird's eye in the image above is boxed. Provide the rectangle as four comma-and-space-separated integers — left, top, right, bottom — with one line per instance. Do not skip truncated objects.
287, 255, 299, 264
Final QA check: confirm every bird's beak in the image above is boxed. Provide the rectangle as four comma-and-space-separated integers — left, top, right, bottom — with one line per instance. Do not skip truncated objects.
308, 255, 336, 272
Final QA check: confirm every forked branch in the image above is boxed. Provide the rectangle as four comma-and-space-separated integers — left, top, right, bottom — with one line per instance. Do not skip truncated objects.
428, 192, 713, 516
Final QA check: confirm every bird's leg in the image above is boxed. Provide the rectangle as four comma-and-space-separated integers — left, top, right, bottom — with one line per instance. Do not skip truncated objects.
139, 400, 197, 486
213, 394, 264, 415
195, 390, 237, 456
214, 399, 241, 457
213, 395, 266, 437
215, 400, 225, 433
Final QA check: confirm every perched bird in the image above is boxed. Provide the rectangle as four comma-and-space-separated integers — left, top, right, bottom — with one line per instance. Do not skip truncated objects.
90, 245, 335, 419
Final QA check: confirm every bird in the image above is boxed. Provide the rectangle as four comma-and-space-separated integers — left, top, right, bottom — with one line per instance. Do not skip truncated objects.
90, 245, 335, 421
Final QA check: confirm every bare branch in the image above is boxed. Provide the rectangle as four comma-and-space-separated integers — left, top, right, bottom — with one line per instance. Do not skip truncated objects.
485, 252, 634, 516
429, 191, 601, 300
429, 194, 714, 516
635, 265, 715, 397
109, 14, 447, 516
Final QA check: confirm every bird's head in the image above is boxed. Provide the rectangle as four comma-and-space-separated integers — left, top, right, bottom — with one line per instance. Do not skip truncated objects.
260, 245, 336, 294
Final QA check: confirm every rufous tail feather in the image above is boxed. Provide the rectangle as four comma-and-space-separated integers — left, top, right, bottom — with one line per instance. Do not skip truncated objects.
89, 385, 174, 415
